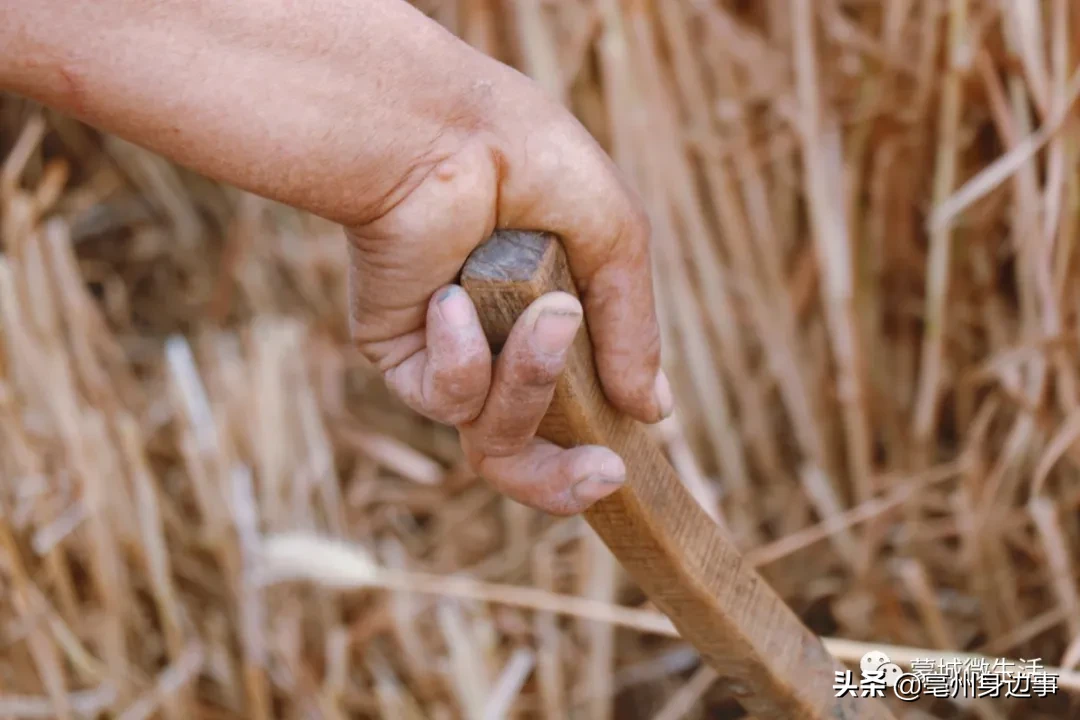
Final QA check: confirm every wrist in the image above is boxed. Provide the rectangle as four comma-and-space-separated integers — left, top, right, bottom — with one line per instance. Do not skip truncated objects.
0, 0, 565, 233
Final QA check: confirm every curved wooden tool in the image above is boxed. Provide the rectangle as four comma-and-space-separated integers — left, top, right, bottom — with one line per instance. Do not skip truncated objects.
461, 230, 895, 720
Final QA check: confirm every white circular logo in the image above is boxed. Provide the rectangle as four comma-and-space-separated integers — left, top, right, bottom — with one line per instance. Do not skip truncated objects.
880, 662, 904, 688
861, 650, 891, 676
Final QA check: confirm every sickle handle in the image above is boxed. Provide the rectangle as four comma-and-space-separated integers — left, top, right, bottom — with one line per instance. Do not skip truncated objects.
460, 230, 895, 720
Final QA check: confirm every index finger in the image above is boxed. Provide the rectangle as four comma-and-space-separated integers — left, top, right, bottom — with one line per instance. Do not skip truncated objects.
495, 129, 672, 424
565, 198, 671, 423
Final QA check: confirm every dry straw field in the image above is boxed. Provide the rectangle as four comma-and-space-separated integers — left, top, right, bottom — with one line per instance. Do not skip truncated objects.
2, 1, 1080, 718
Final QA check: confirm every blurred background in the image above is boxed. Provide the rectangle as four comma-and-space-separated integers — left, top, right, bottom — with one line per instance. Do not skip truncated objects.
1, 1, 1079, 718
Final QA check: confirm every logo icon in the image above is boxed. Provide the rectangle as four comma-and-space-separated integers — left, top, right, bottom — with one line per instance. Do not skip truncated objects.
861, 651, 904, 688
837, 650, 1060, 701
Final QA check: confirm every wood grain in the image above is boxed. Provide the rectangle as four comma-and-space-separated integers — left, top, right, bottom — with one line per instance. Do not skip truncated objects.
461, 230, 896, 720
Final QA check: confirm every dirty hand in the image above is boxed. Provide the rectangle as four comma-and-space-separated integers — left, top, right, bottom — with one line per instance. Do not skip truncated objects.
345, 81, 673, 516
347, 105, 673, 517
2, 0, 671, 515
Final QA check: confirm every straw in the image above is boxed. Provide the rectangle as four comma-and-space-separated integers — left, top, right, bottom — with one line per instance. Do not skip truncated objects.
4, 3, 1080, 716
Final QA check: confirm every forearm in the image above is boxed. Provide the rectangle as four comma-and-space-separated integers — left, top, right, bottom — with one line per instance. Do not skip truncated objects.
1, 0, 515, 225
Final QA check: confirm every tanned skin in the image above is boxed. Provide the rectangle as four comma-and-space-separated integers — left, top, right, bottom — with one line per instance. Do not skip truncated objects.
1, 0, 673, 514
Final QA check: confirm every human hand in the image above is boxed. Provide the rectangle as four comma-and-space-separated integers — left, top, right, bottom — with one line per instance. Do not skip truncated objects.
1, 0, 671, 515
347, 77, 672, 515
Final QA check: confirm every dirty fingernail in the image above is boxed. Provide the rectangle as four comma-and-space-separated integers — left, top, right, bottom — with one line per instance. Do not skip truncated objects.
654, 370, 674, 418
532, 307, 582, 354
438, 286, 473, 328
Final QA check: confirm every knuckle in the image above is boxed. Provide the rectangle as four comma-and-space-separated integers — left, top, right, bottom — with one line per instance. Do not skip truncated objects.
598, 192, 650, 262
431, 367, 482, 401
431, 353, 489, 400
474, 431, 529, 459
607, 379, 650, 416
597, 356, 654, 416
512, 354, 564, 388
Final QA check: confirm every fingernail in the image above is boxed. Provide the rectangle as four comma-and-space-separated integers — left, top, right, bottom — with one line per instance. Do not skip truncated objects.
532, 307, 582, 354
572, 470, 626, 505
438, 286, 472, 328
654, 370, 674, 418
570, 459, 630, 505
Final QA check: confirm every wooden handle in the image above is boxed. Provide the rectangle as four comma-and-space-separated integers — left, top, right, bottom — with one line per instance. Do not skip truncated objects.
461, 230, 896, 720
